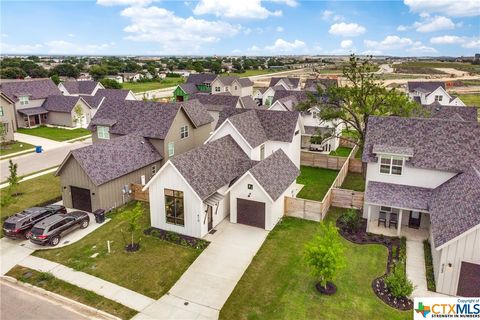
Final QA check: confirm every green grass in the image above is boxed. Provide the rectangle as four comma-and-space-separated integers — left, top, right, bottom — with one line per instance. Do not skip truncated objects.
341, 172, 365, 192
6, 266, 137, 320
0, 141, 35, 156
0, 173, 60, 220
457, 93, 480, 106
329, 146, 352, 157
220, 208, 410, 320
397, 61, 480, 74
122, 78, 185, 93
34, 201, 203, 299
296, 166, 339, 201
17, 126, 91, 142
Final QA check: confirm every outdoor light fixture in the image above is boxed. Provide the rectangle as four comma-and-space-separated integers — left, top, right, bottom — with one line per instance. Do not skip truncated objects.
248, 184, 253, 190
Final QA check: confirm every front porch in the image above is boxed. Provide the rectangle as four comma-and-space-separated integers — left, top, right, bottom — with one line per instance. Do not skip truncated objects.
17, 107, 48, 128
367, 216, 429, 241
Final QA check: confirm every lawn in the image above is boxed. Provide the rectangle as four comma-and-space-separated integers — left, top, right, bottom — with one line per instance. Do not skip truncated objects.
122, 78, 185, 93
220, 208, 410, 320
6, 266, 137, 320
457, 93, 480, 106
17, 126, 91, 142
0, 173, 61, 220
329, 146, 352, 157
34, 201, 203, 299
296, 166, 339, 201
341, 172, 366, 192
0, 141, 35, 156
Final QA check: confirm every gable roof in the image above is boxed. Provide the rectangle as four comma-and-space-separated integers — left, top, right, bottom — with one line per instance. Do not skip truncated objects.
269, 77, 300, 89
429, 166, 480, 248
249, 149, 299, 201
82, 89, 131, 108
42, 95, 88, 113
186, 73, 217, 85
238, 78, 254, 87
304, 78, 338, 92
421, 105, 478, 122
272, 90, 309, 105
215, 76, 239, 86
179, 83, 199, 95
189, 93, 239, 111
363, 116, 480, 172
89, 99, 213, 139
61, 80, 99, 95
0, 79, 61, 101
407, 81, 445, 93
217, 109, 300, 148
171, 135, 255, 200
239, 96, 259, 109
57, 134, 162, 186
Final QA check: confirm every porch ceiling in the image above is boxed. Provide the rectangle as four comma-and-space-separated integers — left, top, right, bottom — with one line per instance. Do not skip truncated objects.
17, 107, 48, 116
365, 181, 432, 211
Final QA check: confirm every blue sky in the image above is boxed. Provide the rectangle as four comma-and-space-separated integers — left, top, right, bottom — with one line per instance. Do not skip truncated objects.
1, 0, 479, 56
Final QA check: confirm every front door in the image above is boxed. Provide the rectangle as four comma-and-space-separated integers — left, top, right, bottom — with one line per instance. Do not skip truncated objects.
409, 211, 422, 229
34, 114, 40, 125
207, 205, 213, 231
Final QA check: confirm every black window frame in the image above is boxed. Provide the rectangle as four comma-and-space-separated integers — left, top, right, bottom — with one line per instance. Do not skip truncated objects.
164, 189, 185, 226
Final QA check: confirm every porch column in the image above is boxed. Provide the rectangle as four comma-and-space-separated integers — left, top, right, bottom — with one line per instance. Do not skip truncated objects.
397, 209, 403, 236
366, 205, 372, 233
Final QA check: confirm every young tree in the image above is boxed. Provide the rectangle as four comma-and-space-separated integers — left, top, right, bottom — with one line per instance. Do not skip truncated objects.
298, 54, 420, 150
0, 123, 7, 145
7, 160, 20, 196
304, 222, 346, 292
121, 202, 143, 251
72, 104, 85, 127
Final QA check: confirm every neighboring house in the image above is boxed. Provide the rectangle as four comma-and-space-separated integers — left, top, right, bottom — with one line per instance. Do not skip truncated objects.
41, 95, 93, 128
0, 91, 17, 142
420, 105, 478, 122
261, 85, 287, 106
304, 78, 338, 92
362, 115, 480, 297
81, 89, 137, 110
210, 76, 254, 97
57, 99, 214, 212
77, 73, 93, 81
119, 72, 143, 82
268, 77, 301, 91
104, 75, 124, 84
407, 81, 465, 106
0, 78, 62, 128
59, 80, 104, 96
143, 134, 299, 238
253, 87, 267, 105
173, 73, 217, 102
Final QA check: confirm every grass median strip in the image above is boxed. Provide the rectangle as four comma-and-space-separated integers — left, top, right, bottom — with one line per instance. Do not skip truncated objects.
6, 266, 137, 320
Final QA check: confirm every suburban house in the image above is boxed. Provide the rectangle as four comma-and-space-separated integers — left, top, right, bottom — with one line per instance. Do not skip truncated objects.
173, 73, 217, 102
362, 115, 480, 297
0, 91, 17, 142
253, 87, 267, 105
58, 80, 104, 96
40, 95, 94, 128
260, 79, 302, 107
268, 77, 301, 90
143, 108, 302, 238
57, 99, 214, 212
119, 72, 143, 82
304, 78, 338, 92
82, 88, 137, 109
0, 78, 62, 128
104, 75, 124, 84
210, 76, 254, 97
407, 81, 465, 107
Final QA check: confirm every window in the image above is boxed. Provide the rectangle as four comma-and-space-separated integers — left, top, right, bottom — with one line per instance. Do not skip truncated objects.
164, 189, 184, 226
379, 156, 403, 175
180, 125, 189, 139
435, 95, 443, 102
0, 106, 4, 116
151, 165, 157, 175
19, 96, 29, 105
295, 130, 299, 136
97, 126, 110, 139
168, 142, 174, 157
215, 86, 221, 92
234, 86, 238, 90
260, 144, 265, 160
225, 87, 229, 92
312, 111, 317, 119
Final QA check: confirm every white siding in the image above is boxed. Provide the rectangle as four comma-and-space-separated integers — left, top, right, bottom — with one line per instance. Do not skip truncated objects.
240, 85, 253, 97
126, 91, 137, 100
201, 185, 230, 236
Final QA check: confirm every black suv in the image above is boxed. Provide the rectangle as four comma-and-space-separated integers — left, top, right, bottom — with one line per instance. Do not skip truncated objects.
2, 205, 67, 239
29, 211, 90, 246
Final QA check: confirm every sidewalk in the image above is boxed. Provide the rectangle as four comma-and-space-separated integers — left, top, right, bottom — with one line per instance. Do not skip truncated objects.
14, 132, 64, 151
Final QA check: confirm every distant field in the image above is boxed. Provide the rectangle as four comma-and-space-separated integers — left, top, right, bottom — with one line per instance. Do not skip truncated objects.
457, 93, 480, 106
395, 66, 446, 75
396, 61, 480, 74
222, 69, 285, 77
122, 78, 184, 92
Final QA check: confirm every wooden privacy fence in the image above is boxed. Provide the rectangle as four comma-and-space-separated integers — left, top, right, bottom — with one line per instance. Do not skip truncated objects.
131, 183, 149, 202
331, 188, 364, 210
349, 158, 363, 173
301, 151, 348, 170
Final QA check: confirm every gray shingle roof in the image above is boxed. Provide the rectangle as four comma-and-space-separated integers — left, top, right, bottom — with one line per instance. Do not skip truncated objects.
216, 76, 239, 86
304, 78, 338, 92
0, 79, 61, 101
17, 107, 48, 116
190, 93, 239, 110
249, 149, 299, 200
407, 81, 445, 93
181, 99, 215, 127
82, 89, 131, 108
238, 78, 254, 87
239, 96, 259, 109
365, 181, 432, 211
179, 83, 199, 95
171, 135, 255, 200
421, 105, 478, 122
42, 95, 85, 113
269, 77, 300, 89
186, 73, 217, 85
62, 80, 99, 95
372, 144, 414, 157
272, 90, 308, 105
429, 166, 480, 248
363, 116, 480, 172
60, 134, 162, 186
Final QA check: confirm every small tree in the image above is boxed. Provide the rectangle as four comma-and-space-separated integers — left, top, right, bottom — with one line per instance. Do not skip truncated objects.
50, 74, 61, 85
121, 202, 143, 251
72, 104, 84, 127
304, 222, 346, 292
7, 159, 20, 196
0, 123, 7, 145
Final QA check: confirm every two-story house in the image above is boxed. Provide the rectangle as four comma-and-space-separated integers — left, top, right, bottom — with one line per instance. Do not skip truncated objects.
0, 91, 17, 142
143, 108, 303, 238
407, 81, 465, 106
55, 99, 214, 212
58, 80, 104, 96
362, 115, 480, 297
173, 73, 217, 102
259, 77, 302, 106
210, 76, 254, 97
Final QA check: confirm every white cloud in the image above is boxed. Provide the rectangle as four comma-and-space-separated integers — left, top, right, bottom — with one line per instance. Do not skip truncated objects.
276, 26, 284, 32
231, 49, 242, 54
269, 0, 298, 7
243, 28, 252, 35
321, 10, 344, 22
340, 39, 353, 48
397, 25, 408, 31
414, 15, 455, 32
193, 0, 282, 19
403, 0, 480, 17
329, 22, 366, 37
67, 33, 75, 38
44, 40, 115, 54
0, 43, 43, 54
430, 35, 464, 44
364, 35, 413, 50
463, 38, 480, 49
121, 6, 241, 53
97, 0, 153, 6
407, 41, 437, 54
265, 38, 306, 52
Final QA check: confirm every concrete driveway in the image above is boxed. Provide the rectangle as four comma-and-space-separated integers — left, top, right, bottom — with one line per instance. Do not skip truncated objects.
137, 220, 268, 320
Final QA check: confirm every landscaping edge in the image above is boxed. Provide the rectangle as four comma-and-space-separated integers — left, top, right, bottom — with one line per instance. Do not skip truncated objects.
1, 276, 121, 320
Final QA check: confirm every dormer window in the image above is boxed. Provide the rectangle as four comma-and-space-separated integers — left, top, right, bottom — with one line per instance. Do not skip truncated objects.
19, 96, 29, 105
97, 126, 110, 140
380, 156, 403, 175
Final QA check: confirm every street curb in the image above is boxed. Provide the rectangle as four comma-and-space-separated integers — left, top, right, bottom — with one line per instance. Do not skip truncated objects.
0, 149, 35, 160
1, 276, 123, 320
65, 135, 92, 143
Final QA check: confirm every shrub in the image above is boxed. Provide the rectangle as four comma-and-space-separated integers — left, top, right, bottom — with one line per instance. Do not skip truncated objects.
166, 231, 180, 243
341, 209, 361, 232
384, 263, 414, 298
38, 272, 54, 282
423, 240, 436, 291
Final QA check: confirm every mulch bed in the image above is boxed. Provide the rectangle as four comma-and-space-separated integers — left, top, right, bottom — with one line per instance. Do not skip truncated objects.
144, 227, 209, 250
316, 281, 337, 295
337, 214, 413, 311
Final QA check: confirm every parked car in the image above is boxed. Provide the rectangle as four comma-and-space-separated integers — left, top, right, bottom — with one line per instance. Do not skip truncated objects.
28, 211, 90, 246
2, 205, 67, 239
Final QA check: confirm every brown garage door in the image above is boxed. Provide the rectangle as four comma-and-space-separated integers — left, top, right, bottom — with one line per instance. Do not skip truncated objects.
237, 198, 265, 229
457, 261, 480, 297
70, 186, 92, 212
